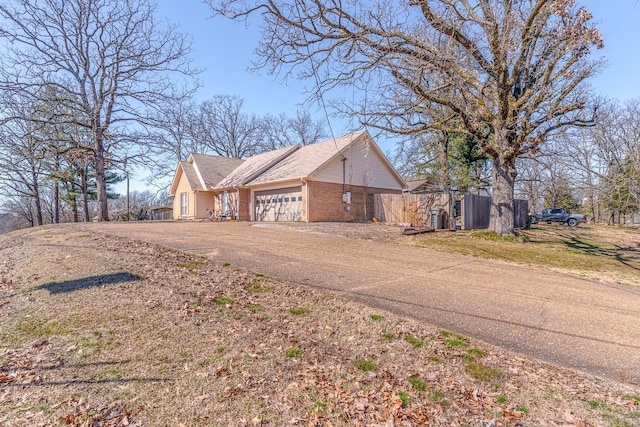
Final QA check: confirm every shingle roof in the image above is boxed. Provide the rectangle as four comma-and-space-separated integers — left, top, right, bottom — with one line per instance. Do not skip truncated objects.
179, 160, 204, 191
189, 153, 245, 189
247, 130, 367, 185
214, 145, 300, 189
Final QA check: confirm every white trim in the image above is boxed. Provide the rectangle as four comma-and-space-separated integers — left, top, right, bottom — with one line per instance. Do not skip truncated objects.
191, 159, 208, 190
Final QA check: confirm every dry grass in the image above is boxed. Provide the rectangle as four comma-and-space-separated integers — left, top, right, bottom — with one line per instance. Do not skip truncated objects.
409, 224, 640, 287
1, 225, 639, 426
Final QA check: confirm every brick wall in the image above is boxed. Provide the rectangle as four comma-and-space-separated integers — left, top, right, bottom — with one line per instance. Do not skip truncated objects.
307, 180, 401, 222
238, 189, 251, 221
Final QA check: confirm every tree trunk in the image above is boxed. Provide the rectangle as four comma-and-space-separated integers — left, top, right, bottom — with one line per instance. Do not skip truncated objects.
54, 180, 60, 224
94, 132, 109, 221
81, 168, 90, 222
488, 157, 517, 235
438, 131, 451, 190
71, 197, 79, 222
31, 168, 44, 226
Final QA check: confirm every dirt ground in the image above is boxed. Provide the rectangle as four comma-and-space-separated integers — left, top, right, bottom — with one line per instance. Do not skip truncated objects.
1, 224, 639, 426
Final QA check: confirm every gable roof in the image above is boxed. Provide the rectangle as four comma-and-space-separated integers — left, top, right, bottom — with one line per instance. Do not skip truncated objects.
246, 130, 406, 189
169, 154, 244, 196
214, 145, 300, 189
189, 153, 245, 189
247, 130, 367, 185
170, 130, 406, 195
169, 160, 202, 196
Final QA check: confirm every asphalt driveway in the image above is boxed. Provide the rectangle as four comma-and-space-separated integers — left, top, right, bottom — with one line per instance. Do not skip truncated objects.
87, 221, 640, 386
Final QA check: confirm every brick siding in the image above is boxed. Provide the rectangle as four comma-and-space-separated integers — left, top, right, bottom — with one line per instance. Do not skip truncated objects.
307, 180, 401, 222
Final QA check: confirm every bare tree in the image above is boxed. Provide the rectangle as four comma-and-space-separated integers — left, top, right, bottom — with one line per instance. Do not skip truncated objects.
145, 95, 211, 180
262, 109, 326, 150
191, 95, 264, 158
0, 0, 195, 221
0, 96, 49, 225
287, 110, 327, 146
207, 0, 603, 234
551, 98, 640, 224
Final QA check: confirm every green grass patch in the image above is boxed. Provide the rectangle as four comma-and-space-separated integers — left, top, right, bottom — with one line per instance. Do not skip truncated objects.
429, 390, 448, 406
496, 395, 508, 404
176, 260, 206, 268
404, 334, 424, 348
311, 400, 326, 413
516, 405, 529, 414
213, 296, 234, 305
382, 332, 394, 340
469, 230, 521, 242
445, 337, 468, 347
369, 314, 385, 321
244, 282, 272, 293
354, 358, 377, 372
288, 307, 310, 315
198, 359, 214, 368
408, 375, 426, 392
15, 320, 72, 338
244, 303, 265, 313
587, 400, 612, 411
466, 363, 503, 381
222, 262, 231, 267
467, 348, 486, 358
285, 348, 302, 358
398, 391, 411, 407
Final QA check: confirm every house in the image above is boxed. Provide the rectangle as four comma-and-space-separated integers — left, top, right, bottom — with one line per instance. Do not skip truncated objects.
403, 178, 436, 193
169, 130, 407, 222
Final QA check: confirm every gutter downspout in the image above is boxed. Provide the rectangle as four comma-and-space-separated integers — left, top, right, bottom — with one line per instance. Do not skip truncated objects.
302, 178, 309, 223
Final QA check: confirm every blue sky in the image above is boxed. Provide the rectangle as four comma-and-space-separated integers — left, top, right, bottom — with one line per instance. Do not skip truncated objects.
131, 0, 640, 192
155, 1, 640, 147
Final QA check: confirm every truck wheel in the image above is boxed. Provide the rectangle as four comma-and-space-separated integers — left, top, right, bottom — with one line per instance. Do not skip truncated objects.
529, 216, 538, 224
546, 221, 552, 224
567, 218, 578, 227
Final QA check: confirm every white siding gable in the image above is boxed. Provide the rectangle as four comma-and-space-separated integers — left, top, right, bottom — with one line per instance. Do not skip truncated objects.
310, 137, 403, 190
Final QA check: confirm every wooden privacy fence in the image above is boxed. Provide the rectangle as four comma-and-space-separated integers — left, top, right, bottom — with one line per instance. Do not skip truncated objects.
371, 193, 451, 228
372, 192, 529, 230
462, 194, 529, 229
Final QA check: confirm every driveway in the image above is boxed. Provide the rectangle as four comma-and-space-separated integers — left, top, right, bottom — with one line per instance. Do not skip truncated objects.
87, 221, 640, 385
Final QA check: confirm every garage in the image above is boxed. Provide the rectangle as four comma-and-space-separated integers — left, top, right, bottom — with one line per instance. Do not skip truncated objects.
254, 187, 303, 222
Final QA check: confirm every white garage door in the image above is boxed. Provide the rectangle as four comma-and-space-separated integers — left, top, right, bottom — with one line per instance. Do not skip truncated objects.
254, 187, 302, 222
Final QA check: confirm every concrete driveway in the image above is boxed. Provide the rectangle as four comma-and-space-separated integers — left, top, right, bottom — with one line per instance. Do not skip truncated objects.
87, 221, 640, 386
